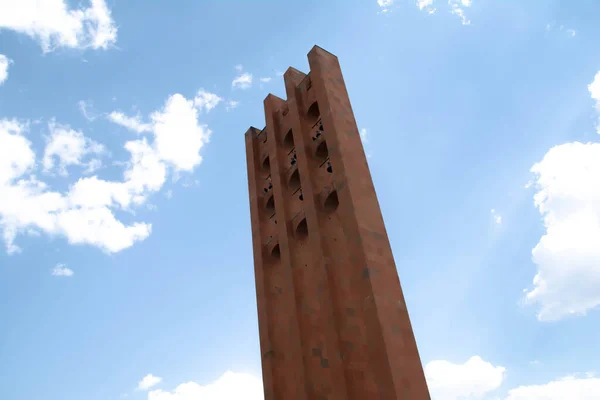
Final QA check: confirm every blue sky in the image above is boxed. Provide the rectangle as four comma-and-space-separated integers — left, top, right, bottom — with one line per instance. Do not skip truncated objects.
1, 1, 599, 399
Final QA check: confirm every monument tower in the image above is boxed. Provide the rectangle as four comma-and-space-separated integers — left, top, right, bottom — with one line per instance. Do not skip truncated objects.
244, 46, 430, 399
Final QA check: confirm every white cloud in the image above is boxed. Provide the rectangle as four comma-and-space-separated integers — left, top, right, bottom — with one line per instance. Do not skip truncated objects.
589, 71, 600, 133
359, 128, 373, 158
0, 120, 34, 184
259, 77, 272, 83
78, 100, 99, 121
147, 371, 263, 400
449, 0, 472, 25
0, 54, 11, 85
150, 94, 211, 171
234, 64, 243, 72
491, 209, 502, 224
0, 0, 117, 52
138, 374, 163, 391
417, 0, 436, 13
51, 263, 73, 277
110, 93, 214, 172
377, 0, 394, 12
108, 112, 153, 134
226, 100, 239, 111
193, 89, 222, 113
42, 122, 105, 176
546, 24, 577, 38
360, 128, 369, 143
525, 141, 600, 321
558, 25, 577, 37
122, 138, 168, 202
0, 89, 215, 255
506, 374, 600, 400
232, 72, 253, 90
424, 356, 506, 400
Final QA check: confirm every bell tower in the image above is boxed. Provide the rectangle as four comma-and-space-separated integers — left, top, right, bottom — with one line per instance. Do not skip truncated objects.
245, 45, 430, 399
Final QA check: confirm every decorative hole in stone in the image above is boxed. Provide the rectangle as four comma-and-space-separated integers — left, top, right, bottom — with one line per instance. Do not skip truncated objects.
262, 156, 270, 171
307, 101, 320, 125
284, 129, 294, 148
324, 190, 339, 212
288, 169, 301, 192
265, 194, 275, 212
315, 141, 328, 159
296, 217, 308, 239
271, 243, 281, 258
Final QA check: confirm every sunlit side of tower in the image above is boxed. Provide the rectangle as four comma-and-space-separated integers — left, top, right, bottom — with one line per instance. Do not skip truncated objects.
244, 45, 430, 400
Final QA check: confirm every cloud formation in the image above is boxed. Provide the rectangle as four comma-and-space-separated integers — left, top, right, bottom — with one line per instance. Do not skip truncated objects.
449, 0, 472, 25
424, 356, 505, 400
417, 0, 435, 14
138, 374, 163, 391
225, 100, 239, 111
413, 0, 471, 21
147, 371, 263, 400
193, 89, 223, 113
589, 71, 600, 133
525, 141, 600, 321
42, 122, 105, 176
377, 0, 394, 13
78, 100, 100, 122
491, 209, 502, 224
0, 89, 218, 255
232, 72, 253, 89
506, 374, 600, 400
108, 112, 153, 134
523, 71, 600, 321
0, 54, 10, 84
51, 263, 73, 277
0, 0, 117, 52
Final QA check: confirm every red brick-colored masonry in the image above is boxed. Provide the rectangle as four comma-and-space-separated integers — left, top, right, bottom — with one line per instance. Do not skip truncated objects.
245, 45, 431, 400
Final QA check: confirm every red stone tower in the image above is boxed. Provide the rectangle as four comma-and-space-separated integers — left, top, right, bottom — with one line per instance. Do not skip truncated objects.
244, 46, 430, 400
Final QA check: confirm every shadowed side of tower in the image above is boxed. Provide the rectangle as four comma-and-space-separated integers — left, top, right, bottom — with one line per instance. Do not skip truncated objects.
245, 46, 431, 400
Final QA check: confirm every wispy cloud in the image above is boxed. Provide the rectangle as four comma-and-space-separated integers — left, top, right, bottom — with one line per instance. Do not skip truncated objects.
78, 100, 100, 121
0, 54, 12, 85
137, 374, 162, 390
225, 100, 239, 111
193, 89, 222, 113
546, 23, 577, 37
377, 0, 394, 13
360, 128, 372, 158
417, 0, 435, 14
42, 122, 106, 176
491, 209, 502, 224
107, 111, 152, 134
52, 263, 74, 277
449, 0, 472, 25
232, 72, 253, 89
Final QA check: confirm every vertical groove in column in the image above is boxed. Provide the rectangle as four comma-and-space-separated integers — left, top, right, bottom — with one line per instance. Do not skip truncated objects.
263, 95, 309, 400
244, 128, 275, 399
